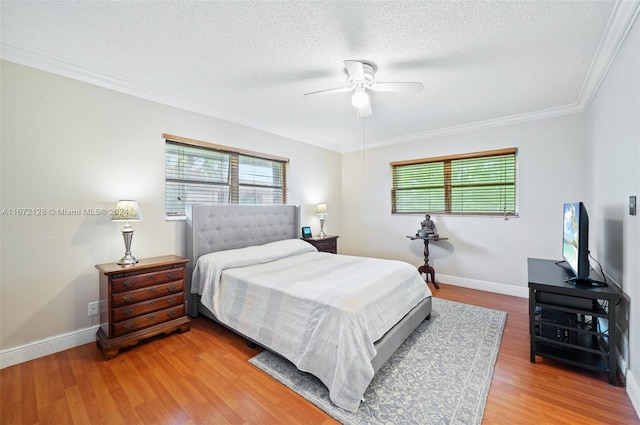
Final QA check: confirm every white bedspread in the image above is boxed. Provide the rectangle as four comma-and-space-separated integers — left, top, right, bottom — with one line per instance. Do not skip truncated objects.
193, 239, 431, 412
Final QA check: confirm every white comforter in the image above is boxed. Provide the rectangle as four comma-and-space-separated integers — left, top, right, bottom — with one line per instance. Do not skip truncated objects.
192, 239, 431, 412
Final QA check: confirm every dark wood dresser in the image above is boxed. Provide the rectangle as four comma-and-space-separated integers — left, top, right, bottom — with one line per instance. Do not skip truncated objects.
302, 235, 339, 253
95, 255, 190, 360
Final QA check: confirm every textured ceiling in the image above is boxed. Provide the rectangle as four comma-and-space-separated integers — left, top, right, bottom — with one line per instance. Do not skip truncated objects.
1, 1, 638, 152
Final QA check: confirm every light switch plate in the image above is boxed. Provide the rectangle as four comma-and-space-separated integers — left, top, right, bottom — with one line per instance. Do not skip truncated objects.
630, 196, 637, 216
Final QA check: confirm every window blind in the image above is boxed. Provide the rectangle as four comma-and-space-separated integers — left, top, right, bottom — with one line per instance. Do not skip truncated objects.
164, 136, 289, 217
237, 155, 287, 205
391, 148, 517, 216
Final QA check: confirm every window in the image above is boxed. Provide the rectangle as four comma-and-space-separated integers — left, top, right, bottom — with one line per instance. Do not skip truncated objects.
164, 134, 289, 217
391, 148, 517, 216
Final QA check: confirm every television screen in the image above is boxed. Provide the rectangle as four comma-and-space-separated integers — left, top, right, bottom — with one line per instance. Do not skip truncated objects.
562, 202, 590, 281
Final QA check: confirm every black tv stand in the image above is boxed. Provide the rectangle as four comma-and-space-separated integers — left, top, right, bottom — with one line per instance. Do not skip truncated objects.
528, 258, 620, 385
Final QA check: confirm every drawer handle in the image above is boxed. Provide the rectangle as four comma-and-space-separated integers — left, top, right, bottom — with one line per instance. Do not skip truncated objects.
147, 300, 156, 307
166, 272, 177, 279
123, 322, 134, 330
167, 297, 176, 304
168, 310, 177, 318
147, 287, 156, 293
122, 308, 134, 316
123, 279, 136, 287
148, 314, 157, 320
147, 274, 155, 280
122, 294, 133, 302
168, 285, 176, 291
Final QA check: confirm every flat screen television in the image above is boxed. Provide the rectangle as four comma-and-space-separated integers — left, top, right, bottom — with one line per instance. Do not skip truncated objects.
562, 202, 604, 285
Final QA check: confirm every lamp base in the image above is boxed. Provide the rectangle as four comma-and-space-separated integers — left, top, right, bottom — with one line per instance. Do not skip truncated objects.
318, 215, 326, 238
117, 254, 138, 265
118, 227, 138, 265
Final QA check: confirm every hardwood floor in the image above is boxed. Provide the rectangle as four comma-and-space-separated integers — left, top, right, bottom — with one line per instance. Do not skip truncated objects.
1, 284, 638, 424
442, 285, 639, 425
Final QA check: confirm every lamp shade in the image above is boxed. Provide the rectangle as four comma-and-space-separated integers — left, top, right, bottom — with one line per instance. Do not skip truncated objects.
111, 200, 143, 221
316, 203, 327, 214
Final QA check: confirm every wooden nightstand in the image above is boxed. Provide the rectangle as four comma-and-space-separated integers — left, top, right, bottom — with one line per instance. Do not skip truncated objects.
302, 235, 339, 253
95, 255, 190, 360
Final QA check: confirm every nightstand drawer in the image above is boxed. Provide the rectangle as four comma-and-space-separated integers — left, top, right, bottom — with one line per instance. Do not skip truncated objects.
112, 267, 184, 292
112, 293, 184, 321
112, 280, 184, 306
314, 239, 336, 252
113, 305, 184, 337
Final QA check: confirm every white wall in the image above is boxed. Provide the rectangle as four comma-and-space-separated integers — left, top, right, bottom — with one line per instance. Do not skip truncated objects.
585, 15, 640, 413
341, 114, 588, 296
0, 60, 342, 351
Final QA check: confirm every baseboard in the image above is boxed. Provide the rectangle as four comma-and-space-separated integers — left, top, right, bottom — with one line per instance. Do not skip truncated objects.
0, 325, 99, 369
627, 369, 640, 419
437, 274, 529, 298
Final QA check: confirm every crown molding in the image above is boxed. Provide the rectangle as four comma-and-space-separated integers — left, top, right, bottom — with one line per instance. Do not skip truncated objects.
577, 0, 640, 110
0, 42, 344, 153
341, 103, 585, 153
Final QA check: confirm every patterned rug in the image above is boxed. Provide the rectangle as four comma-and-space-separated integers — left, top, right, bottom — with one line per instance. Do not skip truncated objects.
249, 298, 507, 425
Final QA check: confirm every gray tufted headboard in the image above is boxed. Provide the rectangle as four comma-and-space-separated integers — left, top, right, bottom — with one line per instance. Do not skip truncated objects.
184, 204, 301, 316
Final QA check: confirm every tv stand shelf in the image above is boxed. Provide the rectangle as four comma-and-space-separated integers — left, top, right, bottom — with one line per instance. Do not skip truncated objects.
528, 258, 620, 385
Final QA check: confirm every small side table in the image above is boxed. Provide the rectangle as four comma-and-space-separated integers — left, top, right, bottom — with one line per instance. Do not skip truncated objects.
407, 235, 448, 289
301, 235, 339, 253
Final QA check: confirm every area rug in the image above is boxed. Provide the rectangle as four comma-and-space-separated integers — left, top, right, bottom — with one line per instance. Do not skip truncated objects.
248, 298, 506, 425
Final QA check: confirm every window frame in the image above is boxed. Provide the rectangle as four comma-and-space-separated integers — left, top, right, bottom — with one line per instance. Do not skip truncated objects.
164, 133, 289, 218
390, 148, 518, 217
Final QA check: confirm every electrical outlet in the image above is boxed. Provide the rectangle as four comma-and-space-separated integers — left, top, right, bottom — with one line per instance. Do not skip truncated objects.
88, 301, 99, 316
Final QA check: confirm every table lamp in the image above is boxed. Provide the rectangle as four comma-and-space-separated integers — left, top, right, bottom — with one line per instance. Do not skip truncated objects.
316, 203, 327, 237
111, 200, 143, 265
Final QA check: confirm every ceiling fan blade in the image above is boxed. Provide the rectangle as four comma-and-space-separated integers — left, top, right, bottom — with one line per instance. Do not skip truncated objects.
358, 102, 372, 117
344, 60, 365, 81
370, 82, 424, 93
303, 86, 353, 97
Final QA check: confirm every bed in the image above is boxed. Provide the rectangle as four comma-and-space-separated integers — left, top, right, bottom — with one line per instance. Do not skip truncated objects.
185, 204, 432, 412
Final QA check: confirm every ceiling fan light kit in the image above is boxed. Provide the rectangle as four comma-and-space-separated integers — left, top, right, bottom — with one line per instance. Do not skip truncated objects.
304, 60, 424, 117
351, 87, 370, 108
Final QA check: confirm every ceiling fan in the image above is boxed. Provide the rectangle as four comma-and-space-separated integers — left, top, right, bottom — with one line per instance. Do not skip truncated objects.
303, 60, 424, 117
